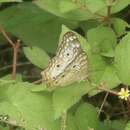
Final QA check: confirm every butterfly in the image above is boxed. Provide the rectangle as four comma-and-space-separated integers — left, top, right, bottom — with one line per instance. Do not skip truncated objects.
41, 31, 89, 87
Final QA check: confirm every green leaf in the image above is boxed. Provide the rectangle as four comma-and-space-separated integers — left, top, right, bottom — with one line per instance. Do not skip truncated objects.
111, 0, 130, 14
0, 80, 60, 130
23, 46, 50, 69
31, 83, 48, 92
0, 125, 8, 130
34, 0, 61, 18
88, 54, 121, 95
99, 65, 121, 89
87, 26, 117, 57
0, 3, 77, 53
90, 64, 121, 95
115, 33, 130, 85
112, 18, 130, 37
66, 113, 78, 130
59, 1, 78, 13
80, 20, 99, 33
52, 81, 94, 119
125, 121, 130, 130
88, 54, 107, 84
98, 0, 130, 14
34, 0, 99, 21
75, 103, 100, 130
0, 3, 56, 53
84, 0, 105, 13
34, 0, 130, 21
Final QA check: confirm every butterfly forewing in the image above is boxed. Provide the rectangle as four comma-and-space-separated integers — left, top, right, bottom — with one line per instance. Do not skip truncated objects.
41, 31, 88, 87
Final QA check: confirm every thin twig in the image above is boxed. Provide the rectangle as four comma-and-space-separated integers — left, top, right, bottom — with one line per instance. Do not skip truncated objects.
98, 92, 109, 116
106, 0, 113, 27
12, 40, 20, 79
0, 26, 21, 80
98, 86, 118, 95
111, 110, 129, 117
0, 26, 14, 47
32, 79, 42, 84
107, 5, 112, 27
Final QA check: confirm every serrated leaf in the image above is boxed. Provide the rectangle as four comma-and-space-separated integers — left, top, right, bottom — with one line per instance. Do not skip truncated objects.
85, 0, 105, 13
80, 20, 99, 33
52, 81, 94, 119
0, 3, 57, 53
88, 54, 107, 84
59, 1, 78, 13
23, 46, 50, 69
87, 26, 117, 57
88, 54, 121, 96
0, 3, 77, 53
34, 0, 98, 21
75, 103, 100, 130
34, 0, 130, 21
0, 80, 59, 130
111, 0, 130, 14
66, 113, 78, 130
99, 65, 121, 89
115, 33, 130, 85
99, 0, 130, 14
112, 18, 130, 37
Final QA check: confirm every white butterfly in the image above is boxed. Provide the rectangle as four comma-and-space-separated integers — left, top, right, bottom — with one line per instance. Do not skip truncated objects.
41, 31, 88, 87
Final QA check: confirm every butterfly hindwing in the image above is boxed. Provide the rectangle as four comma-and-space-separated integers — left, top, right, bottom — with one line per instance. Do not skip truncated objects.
51, 52, 88, 86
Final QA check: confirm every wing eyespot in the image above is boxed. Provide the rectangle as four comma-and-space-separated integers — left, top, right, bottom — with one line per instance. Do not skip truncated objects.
73, 65, 76, 68
56, 64, 60, 67
67, 53, 69, 56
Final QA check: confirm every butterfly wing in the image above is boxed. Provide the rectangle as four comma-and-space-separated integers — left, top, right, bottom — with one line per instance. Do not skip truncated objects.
51, 52, 88, 87
41, 31, 88, 87
56, 31, 82, 58
41, 32, 82, 82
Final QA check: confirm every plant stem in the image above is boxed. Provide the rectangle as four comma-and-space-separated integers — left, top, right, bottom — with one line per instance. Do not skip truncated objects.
0, 26, 20, 80
98, 92, 109, 116
98, 86, 118, 96
12, 40, 20, 79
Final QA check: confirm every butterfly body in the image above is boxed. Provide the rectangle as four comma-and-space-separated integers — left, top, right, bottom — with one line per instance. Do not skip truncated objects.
41, 31, 88, 87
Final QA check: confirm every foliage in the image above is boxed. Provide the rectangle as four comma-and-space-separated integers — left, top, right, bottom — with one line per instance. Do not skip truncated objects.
0, 0, 130, 130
